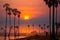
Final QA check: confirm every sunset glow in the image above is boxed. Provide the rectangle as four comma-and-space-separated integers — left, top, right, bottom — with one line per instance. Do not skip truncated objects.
24, 15, 30, 20
0, 0, 60, 40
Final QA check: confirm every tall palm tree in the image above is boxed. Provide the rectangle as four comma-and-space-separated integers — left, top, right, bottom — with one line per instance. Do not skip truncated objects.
3, 3, 10, 40
44, 0, 52, 38
12, 9, 17, 40
55, 0, 59, 37
7, 7, 12, 40
38, 24, 41, 34
44, 0, 60, 40
17, 10, 21, 38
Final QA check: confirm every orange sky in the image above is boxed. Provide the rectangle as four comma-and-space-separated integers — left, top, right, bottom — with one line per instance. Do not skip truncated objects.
0, 0, 49, 20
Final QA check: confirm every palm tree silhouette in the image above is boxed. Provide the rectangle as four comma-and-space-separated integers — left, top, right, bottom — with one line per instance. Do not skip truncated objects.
7, 7, 12, 40
32, 24, 34, 32
17, 10, 21, 38
0, 27, 4, 35
44, 0, 52, 37
54, 0, 60, 37
38, 24, 41, 34
43, 24, 46, 35
0, 27, 4, 32
44, 0, 60, 40
12, 8, 17, 39
27, 24, 30, 33
3, 3, 10, 40
55, 2, 58, 37
47, 25, 49, 29
55, 22, 60, 37
41, 27, 43, 30
46, 25, 50, 35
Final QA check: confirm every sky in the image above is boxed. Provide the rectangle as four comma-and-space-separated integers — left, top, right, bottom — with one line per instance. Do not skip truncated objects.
0, 0, 60, 33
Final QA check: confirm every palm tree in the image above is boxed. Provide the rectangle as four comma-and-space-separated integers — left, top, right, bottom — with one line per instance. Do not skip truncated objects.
27, 24, 30, 33
12, 8, 17, 40
40, 26, 44, 34
41, 27, 43, 30
7, 7, 12, 40
0, 27, 4, 36
54, 0, 60, 37
0, 27, 3, 30
0, 27, 4, 32
55, 22, 60, 37
17, 10, 21, 38
3, 3, 10, 40
47, 25, 50, 29
44, 0, 60, 40
43, 24, 46, 35
32, 24, 34, 32
46, 25, 50, 35
38, 24, 41, 34
44, 0, 52, 38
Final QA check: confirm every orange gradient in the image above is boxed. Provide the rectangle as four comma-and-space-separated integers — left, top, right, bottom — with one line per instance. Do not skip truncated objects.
0, 0, 50, 34
1, 0, 49, 20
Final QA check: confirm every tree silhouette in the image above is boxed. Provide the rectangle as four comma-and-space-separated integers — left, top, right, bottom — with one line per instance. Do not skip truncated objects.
44, 0, 60, 40
12, 8, 17, 39
47, 25, 49, 28
32, 24, 34, 32
43, 24, 46, 35
3, 3, 10, 40
56, 22, 60, 36
0, 27, 4, 32
7, 7, 12, 40
0, 27, 3, 30
27, 24, 30, 33
17, 10, 21, 38
38, 24, 41, 34
44, 0, 52, 38
54, 0, 60, 37
41, 27, 43, 30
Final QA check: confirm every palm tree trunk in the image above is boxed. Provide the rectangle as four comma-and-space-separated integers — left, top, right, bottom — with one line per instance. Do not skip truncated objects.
33, 26, 34, 32
56, 7, 57, 37
14, 15, 16, 40
39, 27, 40, 34
52, 1, 55, 40
4, 11, 7, 40
8, 15, 11, 40
26, 26, 28, 34
27, 25, 30, 31
49, 7, 51, 38
18, 17, 20, 38
32, 24, 34, 32
39, 25, 41, 34
44, 26, 45, 35
43, 24, 45, 35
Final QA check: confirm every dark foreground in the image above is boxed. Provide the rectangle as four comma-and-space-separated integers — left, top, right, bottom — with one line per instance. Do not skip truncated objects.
14, 34, 60, 40
15, 34, 51, 40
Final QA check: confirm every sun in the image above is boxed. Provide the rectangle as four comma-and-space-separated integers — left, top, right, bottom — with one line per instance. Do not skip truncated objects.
24, 15, 30, 20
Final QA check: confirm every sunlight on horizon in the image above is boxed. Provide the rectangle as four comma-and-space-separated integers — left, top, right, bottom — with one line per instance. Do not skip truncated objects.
24, 15, 30, 20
